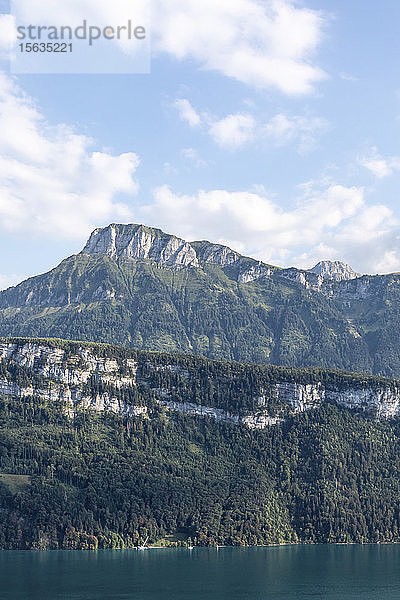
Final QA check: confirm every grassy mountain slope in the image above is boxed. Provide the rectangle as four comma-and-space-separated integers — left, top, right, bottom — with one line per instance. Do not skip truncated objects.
0, 223, 400, 376
0, 253, 377, 372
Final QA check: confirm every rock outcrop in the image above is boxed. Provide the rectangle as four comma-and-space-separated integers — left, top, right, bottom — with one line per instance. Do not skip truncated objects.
83, 224, 200, 268
81, 223, 274, 283
81, 224, 362, 289
308, 260, 360, 282
1, 339, 400, 430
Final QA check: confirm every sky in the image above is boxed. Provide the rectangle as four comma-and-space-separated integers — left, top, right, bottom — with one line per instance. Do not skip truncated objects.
1, 0, 400, 289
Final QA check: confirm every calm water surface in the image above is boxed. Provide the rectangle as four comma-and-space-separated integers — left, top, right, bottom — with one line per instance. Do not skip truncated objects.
1, 545, 400, 600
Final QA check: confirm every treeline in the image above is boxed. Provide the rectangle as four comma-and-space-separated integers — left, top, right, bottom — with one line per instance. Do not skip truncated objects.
2, 336, 397, 388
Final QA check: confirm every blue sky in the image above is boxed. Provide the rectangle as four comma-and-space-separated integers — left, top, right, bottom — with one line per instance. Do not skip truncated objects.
1, 0, 400, 289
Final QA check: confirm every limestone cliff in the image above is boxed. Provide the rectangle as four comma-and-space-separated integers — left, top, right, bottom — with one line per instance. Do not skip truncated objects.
81, 224, 360, 289
1, 339, 399, 430
309, 260, 360, 282
82, 223, 275, 283
83, 224, 199, 268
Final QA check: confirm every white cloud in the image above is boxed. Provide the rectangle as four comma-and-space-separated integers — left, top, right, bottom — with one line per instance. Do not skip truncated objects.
263, 113, 328, 153
4, 0, 326, 92
209, 114, 255, 148
174, 99, 201, 127
154, 0, 327, 95
175, 98, 327, 152
362, 159, 392, 178
360, 148, 400, 178
0, 72, 139, 239
140, 182, 400, 273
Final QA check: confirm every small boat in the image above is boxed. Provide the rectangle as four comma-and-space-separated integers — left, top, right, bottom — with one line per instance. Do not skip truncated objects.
138, 536, 149, 550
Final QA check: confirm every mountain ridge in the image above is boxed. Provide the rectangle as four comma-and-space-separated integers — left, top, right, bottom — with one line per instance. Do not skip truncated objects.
0, 223, 399, 377
81, 222, 358, 285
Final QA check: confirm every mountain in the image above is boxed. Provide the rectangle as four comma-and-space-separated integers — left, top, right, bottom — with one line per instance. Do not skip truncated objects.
81, 223, 273, 279
0, 223, 400, 376
1, 337, 400, 549
308, 260, 360, 282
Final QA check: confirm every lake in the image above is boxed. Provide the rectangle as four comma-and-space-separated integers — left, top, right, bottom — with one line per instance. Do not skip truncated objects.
1, 545, 400, 599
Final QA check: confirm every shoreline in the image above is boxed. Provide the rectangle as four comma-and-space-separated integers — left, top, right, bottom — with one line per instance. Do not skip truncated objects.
142, 541, 400, 551
2, 541, 399, 553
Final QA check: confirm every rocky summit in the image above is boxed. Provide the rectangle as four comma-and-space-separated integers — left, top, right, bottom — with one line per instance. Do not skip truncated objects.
82, 223, 273, 282
308, 260, 360, 282
81, 223, 355, 285
0, 223, 399, 376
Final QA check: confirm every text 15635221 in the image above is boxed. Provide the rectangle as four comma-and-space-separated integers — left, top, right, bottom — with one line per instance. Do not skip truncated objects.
19, 43, 73, 53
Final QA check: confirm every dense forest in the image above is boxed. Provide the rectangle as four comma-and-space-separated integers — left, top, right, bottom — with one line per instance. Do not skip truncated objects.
1, 398, 400, 550
0, 338, 400, 550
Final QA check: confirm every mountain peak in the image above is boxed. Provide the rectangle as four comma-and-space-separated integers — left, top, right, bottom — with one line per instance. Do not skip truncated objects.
81, 224, 363, 285
308, 260, 361, 282
81, 223, 274, 281
82, 223, 200, 268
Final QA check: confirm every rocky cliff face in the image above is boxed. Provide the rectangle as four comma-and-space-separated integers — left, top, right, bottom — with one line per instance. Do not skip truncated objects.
1, 339, 400, 429
82, 223, 275, 283
81, 224, 361, 289
83, 224, 200, 268
308, 260, 360, 282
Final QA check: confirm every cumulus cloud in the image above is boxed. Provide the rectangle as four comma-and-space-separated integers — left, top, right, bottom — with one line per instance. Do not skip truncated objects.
0, 72, 139, 239
174, 99, 201, 128
154, 0, 326, 94
360, 148, 400, 178
140, 183, 400, 273
175, 98, 327, 151
5, 0, 326, 92
209, 114, 256, 148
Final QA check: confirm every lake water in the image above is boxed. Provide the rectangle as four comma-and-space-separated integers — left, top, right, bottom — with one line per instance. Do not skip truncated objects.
1, 545, 400, 600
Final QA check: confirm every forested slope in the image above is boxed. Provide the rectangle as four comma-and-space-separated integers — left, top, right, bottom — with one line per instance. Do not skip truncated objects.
0, 338, 400, 549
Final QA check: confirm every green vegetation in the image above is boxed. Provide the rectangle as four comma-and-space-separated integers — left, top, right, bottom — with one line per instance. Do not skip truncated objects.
1, 336, 396, 419
0, 338, 399, 550
0, 251, 398, 376
1, 394, 400, 550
